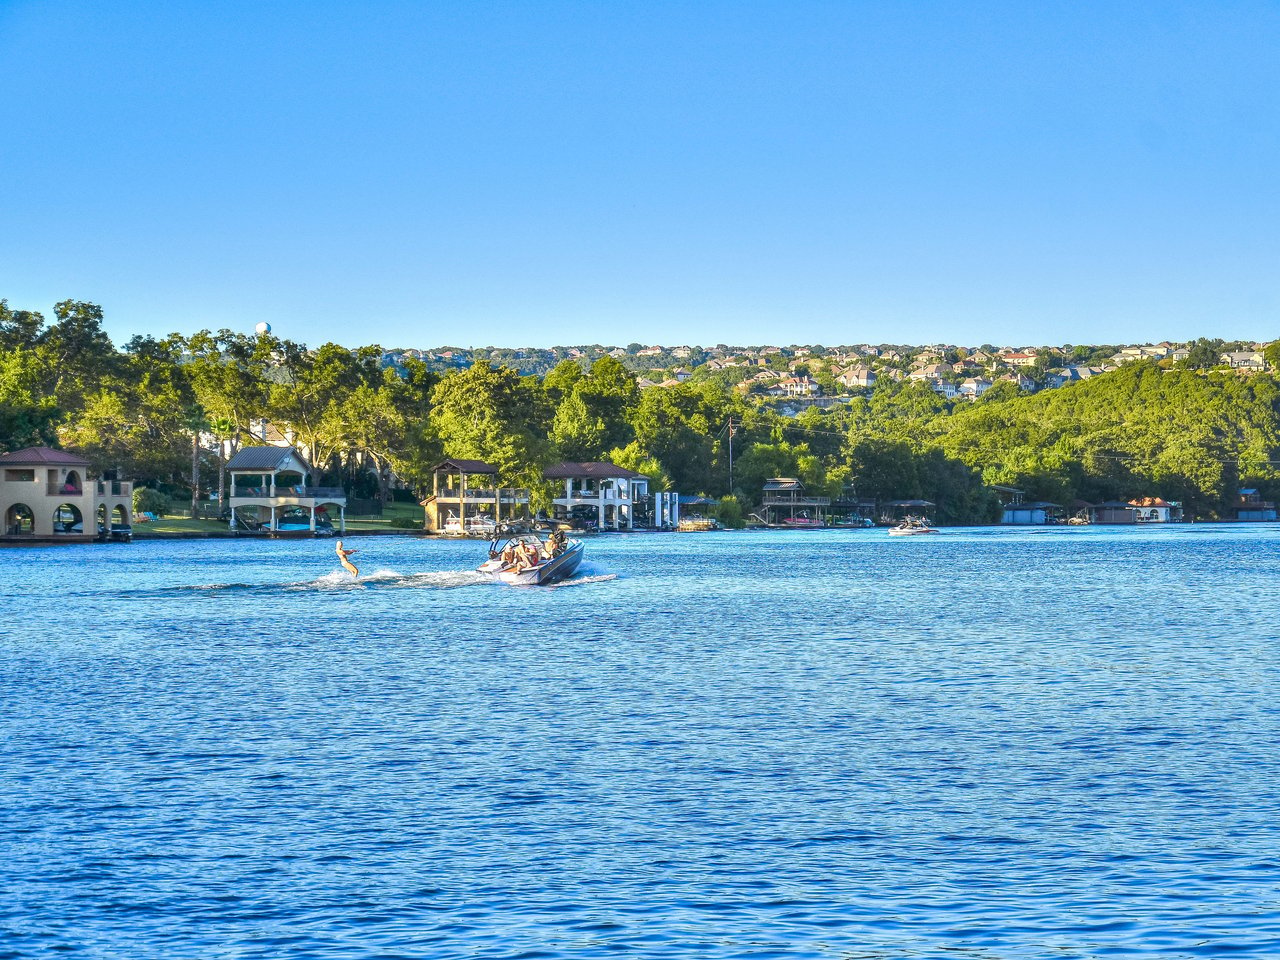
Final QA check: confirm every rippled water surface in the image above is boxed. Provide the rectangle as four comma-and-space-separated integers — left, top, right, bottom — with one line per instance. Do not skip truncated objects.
4, 527, 1280, 959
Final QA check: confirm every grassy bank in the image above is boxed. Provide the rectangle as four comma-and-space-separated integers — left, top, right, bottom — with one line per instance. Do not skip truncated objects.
132, 502, 426, 538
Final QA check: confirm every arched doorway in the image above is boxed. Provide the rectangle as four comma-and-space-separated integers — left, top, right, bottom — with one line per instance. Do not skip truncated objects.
111, 505, 130, 529
5, 503, 34, 535
61, 470, 83, 495
53, 503, 83, 534
97, 503, 108, 532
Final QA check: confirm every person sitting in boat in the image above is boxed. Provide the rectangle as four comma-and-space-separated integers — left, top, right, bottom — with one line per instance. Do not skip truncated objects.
512, 539, 541, 572
500, 542, 517, 567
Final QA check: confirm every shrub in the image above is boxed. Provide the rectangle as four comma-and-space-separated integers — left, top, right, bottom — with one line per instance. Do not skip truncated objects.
133, 486, 170, 517
390, 515, 420, 529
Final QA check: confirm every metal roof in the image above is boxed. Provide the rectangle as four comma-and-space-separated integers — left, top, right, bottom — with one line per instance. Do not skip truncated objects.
225, 446, 312, 472
0, 446, 90, 466
432, 458, 498, 474
543, 461, 649, 480
762, 478, 803, 491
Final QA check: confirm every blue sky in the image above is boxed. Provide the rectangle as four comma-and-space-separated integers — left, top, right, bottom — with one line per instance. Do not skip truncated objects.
1, 1, 1277, 349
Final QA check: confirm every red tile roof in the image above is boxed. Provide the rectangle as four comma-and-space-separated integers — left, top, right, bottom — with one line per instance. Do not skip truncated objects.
0, 446, 91, 466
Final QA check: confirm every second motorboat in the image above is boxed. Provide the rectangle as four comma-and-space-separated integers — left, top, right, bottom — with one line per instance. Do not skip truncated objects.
888, 516, 939, 536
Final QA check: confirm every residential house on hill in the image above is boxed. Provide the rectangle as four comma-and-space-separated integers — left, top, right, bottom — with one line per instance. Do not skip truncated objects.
1223, 351, 1266, 372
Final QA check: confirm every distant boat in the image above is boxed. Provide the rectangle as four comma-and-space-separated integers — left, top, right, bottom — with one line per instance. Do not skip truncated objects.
478, 534, 584, 586
888, 517, 939, 536
781, 515, 823, 528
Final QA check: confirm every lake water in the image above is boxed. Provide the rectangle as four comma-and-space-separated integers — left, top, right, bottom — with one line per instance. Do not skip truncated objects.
3, 526, 1280, 959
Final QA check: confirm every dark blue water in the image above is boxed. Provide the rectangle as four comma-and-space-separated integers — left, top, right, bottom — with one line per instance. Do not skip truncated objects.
4, 527, 1280, 959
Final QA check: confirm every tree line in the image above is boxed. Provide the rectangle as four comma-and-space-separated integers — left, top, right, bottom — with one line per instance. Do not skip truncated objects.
3, 299, 1277, 522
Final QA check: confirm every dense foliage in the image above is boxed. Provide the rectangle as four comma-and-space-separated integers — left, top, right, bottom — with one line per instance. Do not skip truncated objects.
3, 298, 1277, 522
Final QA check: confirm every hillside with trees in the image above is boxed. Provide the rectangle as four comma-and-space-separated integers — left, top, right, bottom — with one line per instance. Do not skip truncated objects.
3, 297, 1277, 522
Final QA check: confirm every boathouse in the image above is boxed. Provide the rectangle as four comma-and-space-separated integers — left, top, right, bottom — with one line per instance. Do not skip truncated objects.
1088, 500, 1137, 524
225, 446, 346, 533
1129, 497, 1181, 523
761, 478, 830, 526
1236, 489, 1277, 521
0, 446, 133, 542
421, 459, 530, 534
544, 462, 653, 531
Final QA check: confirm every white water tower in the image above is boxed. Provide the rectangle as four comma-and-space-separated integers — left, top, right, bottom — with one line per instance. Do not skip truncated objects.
255, 321, 272, 336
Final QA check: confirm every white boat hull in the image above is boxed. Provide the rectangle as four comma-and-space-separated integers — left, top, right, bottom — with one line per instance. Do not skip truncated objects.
478, 537, 585, 585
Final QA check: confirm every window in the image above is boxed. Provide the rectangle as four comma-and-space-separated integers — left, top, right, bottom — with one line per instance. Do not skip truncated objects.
4, 469, 35, 482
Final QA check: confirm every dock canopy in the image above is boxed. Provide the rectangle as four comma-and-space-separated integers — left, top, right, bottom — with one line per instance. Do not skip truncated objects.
431, 458, 499, 475
225, 447, 313, 472
544, 461, 650, 480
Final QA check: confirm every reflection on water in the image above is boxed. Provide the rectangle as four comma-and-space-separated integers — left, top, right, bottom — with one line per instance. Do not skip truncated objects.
3, 527, 1280, 958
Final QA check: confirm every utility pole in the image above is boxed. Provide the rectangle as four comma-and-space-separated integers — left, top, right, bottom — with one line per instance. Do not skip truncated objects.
727, 417, 735, 493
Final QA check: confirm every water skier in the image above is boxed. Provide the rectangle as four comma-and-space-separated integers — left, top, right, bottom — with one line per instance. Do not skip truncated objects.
335, 540, 359, 578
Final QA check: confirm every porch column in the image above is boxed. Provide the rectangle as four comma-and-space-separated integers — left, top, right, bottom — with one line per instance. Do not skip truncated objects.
459, 472, 467, 526
269, 472, 276, 497
309, 505, 316, 532
598, 499, 605, 530
340, 505, 346, 533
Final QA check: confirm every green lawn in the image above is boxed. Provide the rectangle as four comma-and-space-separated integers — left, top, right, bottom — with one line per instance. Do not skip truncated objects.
132, 515, 234, 537
132, 502, 426, 536
341, 501, 423, 532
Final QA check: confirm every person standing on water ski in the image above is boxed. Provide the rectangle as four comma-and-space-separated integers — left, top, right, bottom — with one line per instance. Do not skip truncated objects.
335, 540, 359, 578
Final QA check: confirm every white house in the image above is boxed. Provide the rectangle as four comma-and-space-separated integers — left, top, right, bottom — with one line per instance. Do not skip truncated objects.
837, 365, 877, 389
0, 446, 133, 541
957, 377, 992, 399
544, 461, 659, 531
929, 378, 957, 398
1222, 351, 1266, 371
226, 446, 347, 534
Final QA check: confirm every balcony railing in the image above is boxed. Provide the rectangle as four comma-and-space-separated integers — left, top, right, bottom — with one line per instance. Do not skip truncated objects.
437, 487, 530, 501
48, 483, 85, 497
762, 494, 831, 507
95, 480, 133, 496
231, 486, 347, 500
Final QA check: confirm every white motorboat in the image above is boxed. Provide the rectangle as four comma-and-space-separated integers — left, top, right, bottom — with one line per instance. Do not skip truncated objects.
888, 517, 939, 536
478, 534, 585, 585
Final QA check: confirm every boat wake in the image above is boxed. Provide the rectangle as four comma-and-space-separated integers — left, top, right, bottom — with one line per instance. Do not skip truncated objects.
127, 568, 492, 596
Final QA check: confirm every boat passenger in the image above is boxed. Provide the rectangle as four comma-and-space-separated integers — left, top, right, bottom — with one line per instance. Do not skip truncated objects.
514, 539, 541, 572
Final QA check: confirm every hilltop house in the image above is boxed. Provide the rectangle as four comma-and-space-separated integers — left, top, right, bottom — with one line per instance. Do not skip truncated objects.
225, 446, 347, 534
1222, 351, 1266, 372
836, 365, 876, 389
957, 377, 992, 399
0, 446, 133, 541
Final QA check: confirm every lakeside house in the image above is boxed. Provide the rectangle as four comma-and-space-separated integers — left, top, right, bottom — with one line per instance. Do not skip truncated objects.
1129, 497, 1181, 522
420, 459, 530, 534
0, 446, 133, 541
1236, 489, 1277, 521
225, 446, 347, 534
995, 486, 1060, 524
1089, 500, 1137, 524
544, 461, 667, 531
